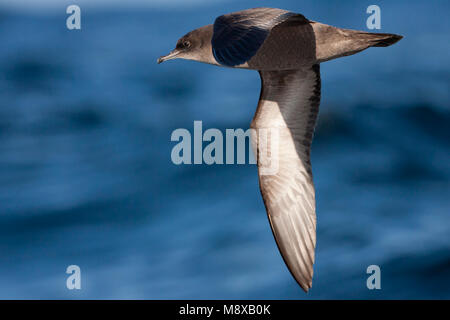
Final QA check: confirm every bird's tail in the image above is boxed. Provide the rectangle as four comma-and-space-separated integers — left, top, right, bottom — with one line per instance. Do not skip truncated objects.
353, 31, 403, 47
312, 22, 403, 63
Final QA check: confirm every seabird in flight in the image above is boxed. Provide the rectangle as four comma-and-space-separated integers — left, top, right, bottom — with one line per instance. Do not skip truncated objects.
158, 7, 402, 292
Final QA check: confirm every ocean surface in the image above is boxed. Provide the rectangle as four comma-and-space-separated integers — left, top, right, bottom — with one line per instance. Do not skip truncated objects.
0, 0, 449, 299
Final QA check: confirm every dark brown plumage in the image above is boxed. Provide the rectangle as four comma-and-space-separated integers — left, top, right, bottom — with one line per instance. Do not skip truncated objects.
158, 7, 402, 292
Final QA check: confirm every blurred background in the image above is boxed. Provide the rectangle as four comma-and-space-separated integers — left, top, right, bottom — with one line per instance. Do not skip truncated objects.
0, 0, 449, 299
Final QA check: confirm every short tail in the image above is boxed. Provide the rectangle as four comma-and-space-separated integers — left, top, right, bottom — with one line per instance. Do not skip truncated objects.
312, 22, 403, 63
356, 31, 403, 47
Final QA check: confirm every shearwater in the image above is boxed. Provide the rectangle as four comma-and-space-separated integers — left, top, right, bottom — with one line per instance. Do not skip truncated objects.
158, 7, 402, 292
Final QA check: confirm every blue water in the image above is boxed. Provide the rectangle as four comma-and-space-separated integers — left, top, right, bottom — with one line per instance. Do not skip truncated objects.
0, 0, 449, 299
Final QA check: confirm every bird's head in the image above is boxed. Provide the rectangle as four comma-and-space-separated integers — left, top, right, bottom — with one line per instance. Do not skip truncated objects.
157, 25, 216, 65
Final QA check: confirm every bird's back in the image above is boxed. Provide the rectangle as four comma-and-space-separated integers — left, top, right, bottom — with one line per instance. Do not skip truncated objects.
247, 20, 402, 70
212, 8, 402, 71
246, 17, 317, 70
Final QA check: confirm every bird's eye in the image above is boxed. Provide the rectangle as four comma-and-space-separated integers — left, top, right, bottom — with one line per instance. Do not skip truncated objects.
182, 41, 191, 48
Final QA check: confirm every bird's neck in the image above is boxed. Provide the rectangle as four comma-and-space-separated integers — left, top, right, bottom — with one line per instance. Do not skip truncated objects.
194, 24, 220, 66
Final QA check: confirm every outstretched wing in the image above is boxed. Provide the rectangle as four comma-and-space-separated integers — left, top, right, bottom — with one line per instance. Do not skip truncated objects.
212, 8, 307, 67
251, 65, 321, 292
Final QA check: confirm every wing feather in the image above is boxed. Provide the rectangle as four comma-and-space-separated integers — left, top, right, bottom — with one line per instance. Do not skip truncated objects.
251, 65, 321, 292
212, 8, 307, 67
